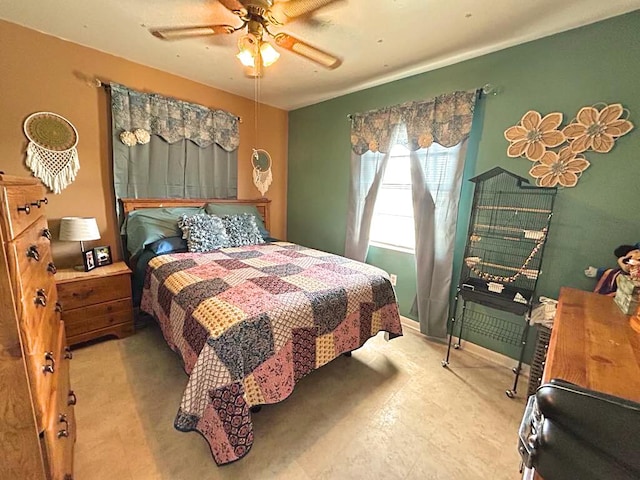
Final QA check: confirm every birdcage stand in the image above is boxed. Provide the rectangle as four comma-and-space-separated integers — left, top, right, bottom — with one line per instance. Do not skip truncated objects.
442, 288, 532, 397
440, 167, 556, 398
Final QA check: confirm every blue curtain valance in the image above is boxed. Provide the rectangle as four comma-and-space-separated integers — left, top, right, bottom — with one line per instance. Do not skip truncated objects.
110, 83, 240, 152
350, 89, 477, 155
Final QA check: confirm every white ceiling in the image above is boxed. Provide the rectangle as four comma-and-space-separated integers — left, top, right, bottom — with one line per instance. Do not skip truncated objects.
1, 0, 639, 110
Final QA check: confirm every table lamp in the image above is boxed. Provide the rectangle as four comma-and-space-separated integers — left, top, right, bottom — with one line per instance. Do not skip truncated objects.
59, 217, 100, 269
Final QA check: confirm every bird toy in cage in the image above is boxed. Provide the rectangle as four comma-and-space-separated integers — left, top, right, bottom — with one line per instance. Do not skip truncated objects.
465, 228, 547, 283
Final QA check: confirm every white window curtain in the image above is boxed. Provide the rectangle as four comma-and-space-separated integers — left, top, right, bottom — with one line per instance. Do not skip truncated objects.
346, 90, 478, 337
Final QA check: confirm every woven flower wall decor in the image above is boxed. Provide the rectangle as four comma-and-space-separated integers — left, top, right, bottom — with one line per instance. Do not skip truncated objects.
506, 103, 633, 188
504, 111, 565, 161
529, 147, 590, 188
563, 104, 633, 153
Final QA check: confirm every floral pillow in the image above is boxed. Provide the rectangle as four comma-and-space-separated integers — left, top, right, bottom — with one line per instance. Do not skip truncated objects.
178, 213, 230, 252
222, 213, 265, 247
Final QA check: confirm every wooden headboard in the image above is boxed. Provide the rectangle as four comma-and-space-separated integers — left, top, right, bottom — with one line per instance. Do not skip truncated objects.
120, 197, 271, 232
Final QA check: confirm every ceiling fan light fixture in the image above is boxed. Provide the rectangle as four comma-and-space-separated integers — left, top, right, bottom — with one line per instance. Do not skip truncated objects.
260, 42, 280, 67
237, 48, 256, 67
150, 0, 343, 74
237, 33, 259, 67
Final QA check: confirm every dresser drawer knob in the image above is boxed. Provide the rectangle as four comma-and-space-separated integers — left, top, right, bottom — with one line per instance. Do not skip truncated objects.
64, 346, 73, 360
34, 289, 47, 307
17, 204, 31, 214
31, 197, 48, 208
55, 302, 63, 313
26, 245, 40, 261
42, 228, 52, 240
57, 413, 69, 438
43, 351, 55, 374
67, 390, 77, 406
47, 262, 57, 274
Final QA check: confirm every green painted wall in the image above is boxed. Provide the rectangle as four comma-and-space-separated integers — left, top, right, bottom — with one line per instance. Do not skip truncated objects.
287, 12, 640, 360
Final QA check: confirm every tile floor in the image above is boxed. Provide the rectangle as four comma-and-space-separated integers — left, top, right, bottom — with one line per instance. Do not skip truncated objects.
71, 321, 526, 479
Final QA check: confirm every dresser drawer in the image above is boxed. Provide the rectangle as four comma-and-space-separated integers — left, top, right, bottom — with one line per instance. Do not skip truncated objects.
25, 317, 63, 432
0, 183, 47, 240
57, 272, 131, 311
43, 323, 75, 480
17, 276, 59, 355
63, 298, 133, 338
7, 215, 56, 292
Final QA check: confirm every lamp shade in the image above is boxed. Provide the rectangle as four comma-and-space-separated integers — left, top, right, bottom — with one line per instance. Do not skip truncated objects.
59, 217, 100, 242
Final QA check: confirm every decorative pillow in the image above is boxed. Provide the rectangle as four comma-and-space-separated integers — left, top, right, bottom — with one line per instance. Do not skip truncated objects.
222, 213, 265, 247
204, 203, 270, 239
178, 214, 230, 252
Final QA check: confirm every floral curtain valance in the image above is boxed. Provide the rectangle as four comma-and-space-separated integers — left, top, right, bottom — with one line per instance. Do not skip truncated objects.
350, 89, 477, 154
110, 83, 240, 152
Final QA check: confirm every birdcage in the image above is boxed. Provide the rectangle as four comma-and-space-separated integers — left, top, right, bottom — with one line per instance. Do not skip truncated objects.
442, 167, 557, 398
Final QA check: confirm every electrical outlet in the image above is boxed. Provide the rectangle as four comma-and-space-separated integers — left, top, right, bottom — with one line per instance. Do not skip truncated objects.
389, 274, 397, 286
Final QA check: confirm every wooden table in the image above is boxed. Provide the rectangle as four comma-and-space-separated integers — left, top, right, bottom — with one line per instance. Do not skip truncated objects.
529, 287, 640, 479
543, 287, 640, 401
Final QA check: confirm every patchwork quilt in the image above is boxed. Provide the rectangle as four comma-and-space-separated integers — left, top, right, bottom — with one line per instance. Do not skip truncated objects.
140, 241, 403, 465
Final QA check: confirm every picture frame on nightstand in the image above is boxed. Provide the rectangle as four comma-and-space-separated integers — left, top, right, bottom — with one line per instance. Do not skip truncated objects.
83, 249, 96, 272
93, 245, 113, 267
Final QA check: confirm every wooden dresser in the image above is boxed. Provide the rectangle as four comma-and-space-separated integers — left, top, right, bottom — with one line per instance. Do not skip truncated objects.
542, 287, 640, 400
528, 287, 640, 480
56, 262, 134, 346
0, 174, 76, 480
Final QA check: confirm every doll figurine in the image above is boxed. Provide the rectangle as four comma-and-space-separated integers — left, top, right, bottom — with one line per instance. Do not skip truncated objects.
586, 243, 640, 296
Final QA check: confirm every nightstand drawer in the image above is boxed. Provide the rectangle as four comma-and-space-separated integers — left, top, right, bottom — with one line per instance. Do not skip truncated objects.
63, 298, 133, 338
55, 261, 134, 346
57, 273, 131, 310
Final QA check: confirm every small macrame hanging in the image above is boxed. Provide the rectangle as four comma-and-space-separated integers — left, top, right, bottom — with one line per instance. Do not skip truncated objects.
23, 112, 79, 194
252, 148, 272, 197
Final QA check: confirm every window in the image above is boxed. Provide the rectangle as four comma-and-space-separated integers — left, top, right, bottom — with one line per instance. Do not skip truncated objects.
369, 142, 461, 253
369, 144, 415, 252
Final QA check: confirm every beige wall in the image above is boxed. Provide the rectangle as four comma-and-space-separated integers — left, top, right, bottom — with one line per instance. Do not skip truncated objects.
0, 20, 288, 267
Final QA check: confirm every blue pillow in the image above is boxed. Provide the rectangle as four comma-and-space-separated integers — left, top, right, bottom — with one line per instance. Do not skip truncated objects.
178, 213, 230, 252
204, 203, 269, 239
145, 236, 188, 255
122, 207, 204, 257
222, 214, 265, 247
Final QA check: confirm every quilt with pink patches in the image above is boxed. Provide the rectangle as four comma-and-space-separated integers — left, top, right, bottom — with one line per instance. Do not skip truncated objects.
140, 241, 402, 465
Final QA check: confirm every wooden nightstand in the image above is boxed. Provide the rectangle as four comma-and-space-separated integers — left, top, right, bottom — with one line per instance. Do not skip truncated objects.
55, 261, 134, 346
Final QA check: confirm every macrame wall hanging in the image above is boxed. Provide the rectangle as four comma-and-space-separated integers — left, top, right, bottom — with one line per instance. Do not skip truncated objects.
504, 103, 633, 188
23, 112, 80, 194
252, 148, 273, 197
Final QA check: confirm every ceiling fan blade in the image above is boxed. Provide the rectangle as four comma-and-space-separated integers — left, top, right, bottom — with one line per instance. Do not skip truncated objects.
150, 25, 236, 40
269, 0, 342, 24
274, 33, 341, 69
217, 0, 247, 15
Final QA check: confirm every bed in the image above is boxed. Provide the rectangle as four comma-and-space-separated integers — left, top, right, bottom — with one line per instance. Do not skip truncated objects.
121, 198, 403, 465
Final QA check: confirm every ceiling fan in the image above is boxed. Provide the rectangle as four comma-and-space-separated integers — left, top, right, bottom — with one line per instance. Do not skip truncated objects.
150, 0, 343, 74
